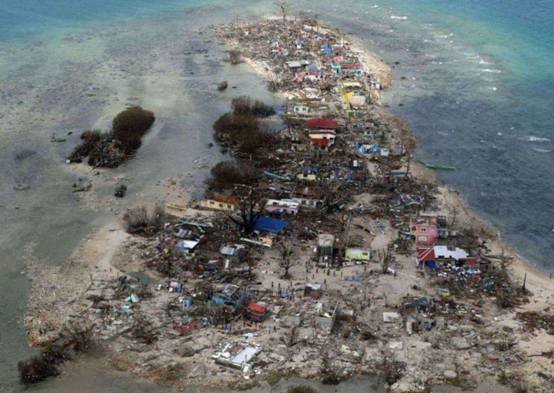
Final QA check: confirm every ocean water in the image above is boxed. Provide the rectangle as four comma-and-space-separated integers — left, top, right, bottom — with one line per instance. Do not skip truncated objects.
363, 0, 554, 269
301, 0, 554, 270
0, 0, 552, 391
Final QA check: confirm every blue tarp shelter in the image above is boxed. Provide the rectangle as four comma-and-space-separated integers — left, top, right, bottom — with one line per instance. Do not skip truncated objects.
254, 216, 288, 234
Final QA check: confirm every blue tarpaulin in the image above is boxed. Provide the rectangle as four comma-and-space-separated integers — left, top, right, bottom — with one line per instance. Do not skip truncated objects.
254, 216, 289, 233
425, 260, 438, 270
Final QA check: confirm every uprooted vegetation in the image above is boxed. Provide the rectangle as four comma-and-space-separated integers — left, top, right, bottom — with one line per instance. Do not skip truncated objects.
429, 260, 529, 308
18, 326, 93, 385
68, 106, 155, 168
516, 311, 554, 335
122, 204, 166, 236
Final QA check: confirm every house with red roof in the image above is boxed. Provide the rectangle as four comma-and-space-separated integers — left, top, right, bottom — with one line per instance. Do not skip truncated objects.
417, 245, 479, 268
305, 118, 338, 130
332, 61, 365, 77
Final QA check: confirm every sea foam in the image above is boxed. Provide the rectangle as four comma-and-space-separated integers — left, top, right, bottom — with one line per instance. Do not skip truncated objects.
526, 136, 551, 143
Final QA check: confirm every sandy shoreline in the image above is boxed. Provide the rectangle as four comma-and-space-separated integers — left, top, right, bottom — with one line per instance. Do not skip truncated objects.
23, 16, 553, 393
411, 160, 553, 296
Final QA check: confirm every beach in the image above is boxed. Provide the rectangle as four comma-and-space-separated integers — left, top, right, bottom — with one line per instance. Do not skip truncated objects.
20, 16, 554, 393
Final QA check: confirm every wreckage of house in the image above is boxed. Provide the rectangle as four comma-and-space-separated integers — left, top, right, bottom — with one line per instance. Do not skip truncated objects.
212, 342, 260, 372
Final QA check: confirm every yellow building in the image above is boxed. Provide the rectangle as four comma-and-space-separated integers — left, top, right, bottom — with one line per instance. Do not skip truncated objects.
197, 199, 236, 212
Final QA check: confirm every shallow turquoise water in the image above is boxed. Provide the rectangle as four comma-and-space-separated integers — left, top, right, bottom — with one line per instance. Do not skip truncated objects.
0, 0, 200, 40
0, 0, 553, 391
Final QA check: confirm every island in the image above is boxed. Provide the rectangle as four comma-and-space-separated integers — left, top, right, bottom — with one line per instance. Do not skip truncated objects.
23, 16, 554, 393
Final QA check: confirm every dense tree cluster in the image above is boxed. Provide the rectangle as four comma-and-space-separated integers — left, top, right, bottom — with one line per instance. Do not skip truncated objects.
207, 160, 260, 190
68, 106, 155, 168
213, 96, 276, 155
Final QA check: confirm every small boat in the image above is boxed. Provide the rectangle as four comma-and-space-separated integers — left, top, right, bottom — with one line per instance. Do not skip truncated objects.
425, 163, 456, 171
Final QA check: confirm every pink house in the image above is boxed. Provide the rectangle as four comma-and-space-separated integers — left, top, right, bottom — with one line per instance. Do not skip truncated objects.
413, 215, 438, 247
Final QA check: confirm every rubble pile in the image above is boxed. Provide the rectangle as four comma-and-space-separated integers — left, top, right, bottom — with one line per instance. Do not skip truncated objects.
516, 311, 554, 335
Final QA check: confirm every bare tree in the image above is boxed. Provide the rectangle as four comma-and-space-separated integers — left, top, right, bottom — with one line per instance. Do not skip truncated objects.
227, 186, 264, 235
317, 179, 350, 214
399, 127, 416, 176
380, 248, 393, 274
320, 346, 340, 384
275, 0, 290, 24
279, 241, 295, 279
226, 49, 243, 65
448, 206, 459, 229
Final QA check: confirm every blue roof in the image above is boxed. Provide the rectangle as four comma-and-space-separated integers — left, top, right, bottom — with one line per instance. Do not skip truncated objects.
254, 216, 289, 233
321, 44, 333, 56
